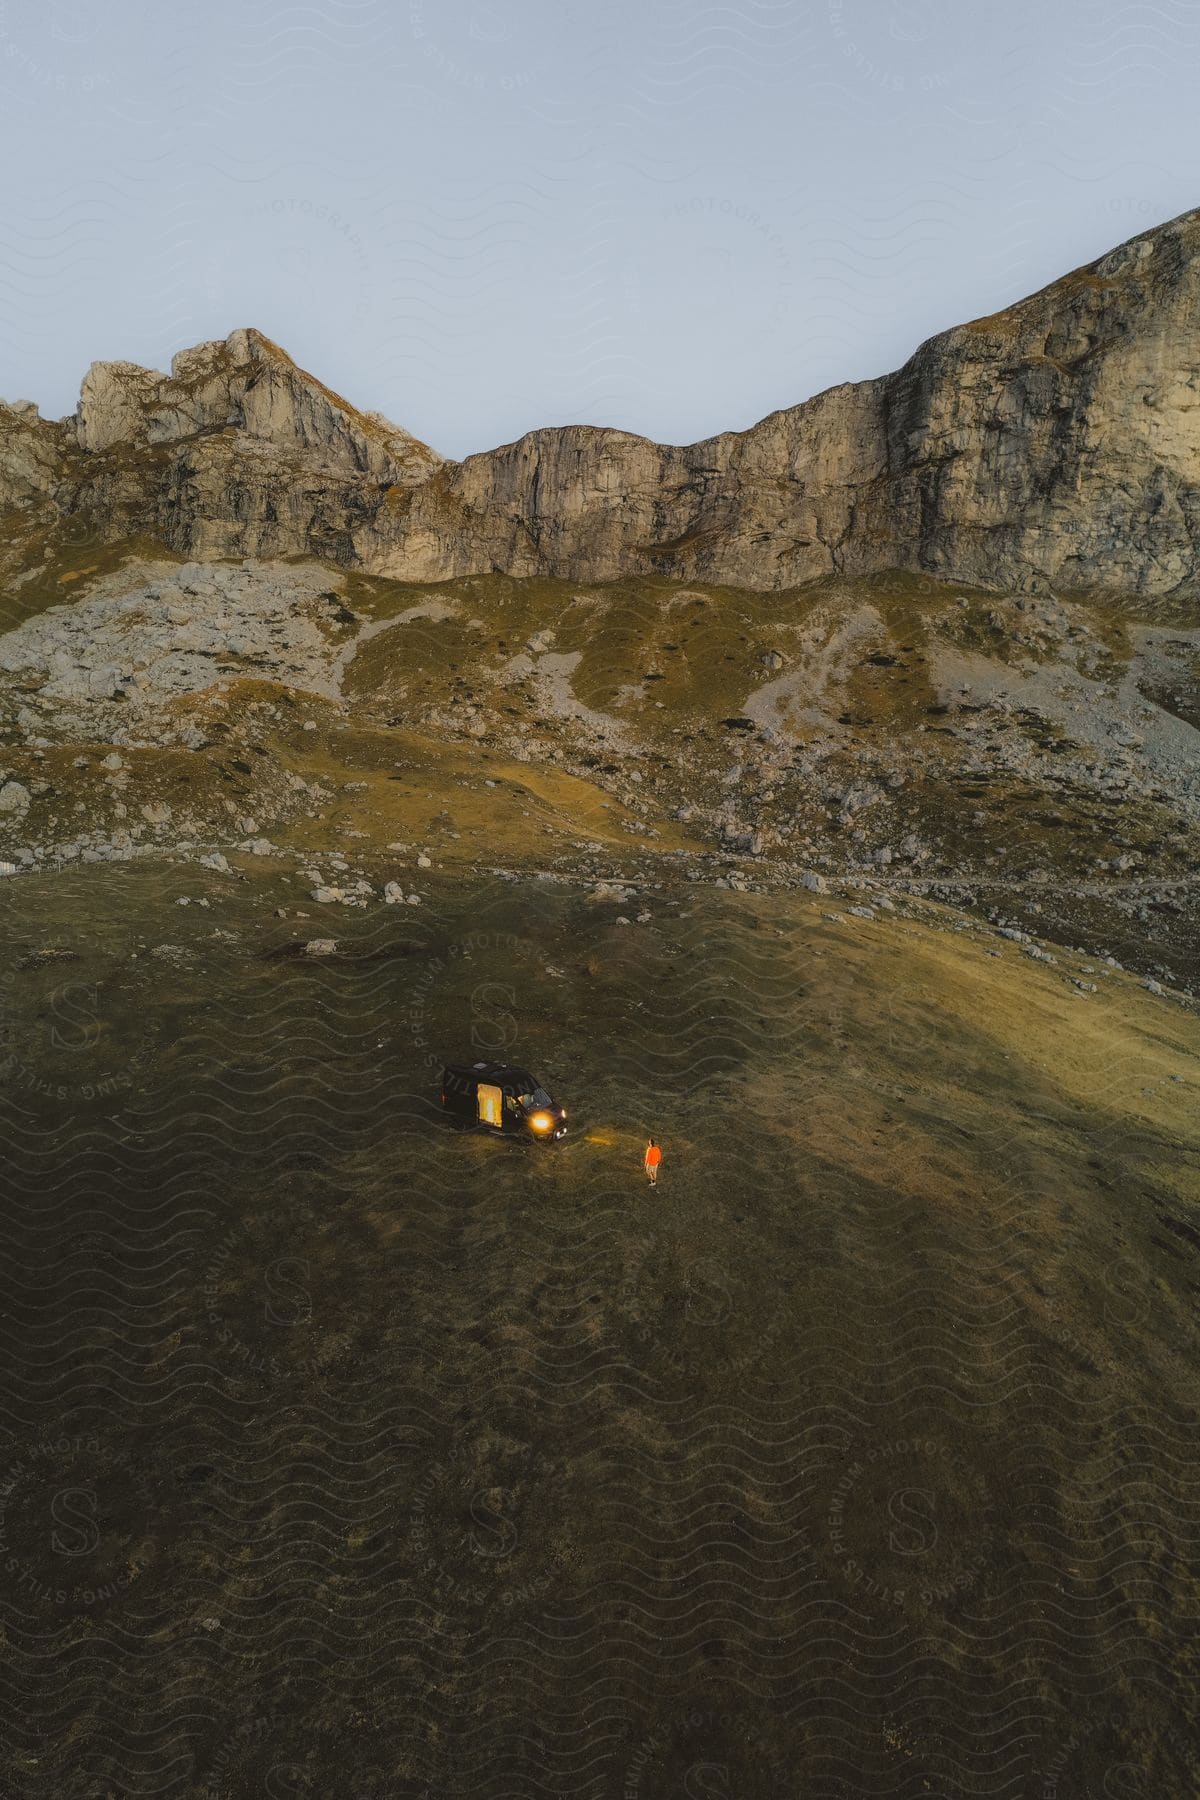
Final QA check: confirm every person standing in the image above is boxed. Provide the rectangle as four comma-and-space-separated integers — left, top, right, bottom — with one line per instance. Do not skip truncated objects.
644, 1138, 662, 1188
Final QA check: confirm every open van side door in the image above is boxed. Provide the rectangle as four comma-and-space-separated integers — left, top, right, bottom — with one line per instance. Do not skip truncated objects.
476, 1082, 503, 1128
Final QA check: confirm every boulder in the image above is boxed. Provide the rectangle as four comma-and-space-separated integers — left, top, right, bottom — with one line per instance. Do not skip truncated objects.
0, 780, 30, 814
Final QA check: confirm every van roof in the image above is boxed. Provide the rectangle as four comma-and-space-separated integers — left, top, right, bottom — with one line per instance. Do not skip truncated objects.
443, 1061, 538, 1088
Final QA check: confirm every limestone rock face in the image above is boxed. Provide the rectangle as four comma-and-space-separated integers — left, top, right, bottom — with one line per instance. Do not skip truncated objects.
861, 215, 1200, 597
0, 399, 71, 510
74, 328, 441, 481
369, 207, 1200, 595
44, 329, 442, 566
5, 207, 1200, 595
363, 376, 893, 588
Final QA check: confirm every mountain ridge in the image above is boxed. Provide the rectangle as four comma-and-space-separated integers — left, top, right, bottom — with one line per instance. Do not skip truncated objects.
4, 205, 1200, 595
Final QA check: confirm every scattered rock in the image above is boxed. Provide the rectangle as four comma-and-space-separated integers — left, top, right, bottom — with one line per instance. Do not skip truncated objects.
589, 882, 636, 904
0, 780, 31, 814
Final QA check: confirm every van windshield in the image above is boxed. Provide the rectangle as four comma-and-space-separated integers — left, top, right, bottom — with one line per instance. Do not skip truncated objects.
519, 1087, 553, 1111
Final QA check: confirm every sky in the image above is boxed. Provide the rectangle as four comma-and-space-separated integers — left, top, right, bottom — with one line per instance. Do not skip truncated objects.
1, 0, 1197, 460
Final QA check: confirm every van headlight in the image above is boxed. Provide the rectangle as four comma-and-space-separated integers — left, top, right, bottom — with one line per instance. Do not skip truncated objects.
530, 1112, 552, 1133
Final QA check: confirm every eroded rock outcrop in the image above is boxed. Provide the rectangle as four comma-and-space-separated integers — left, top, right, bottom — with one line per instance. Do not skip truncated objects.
0, 400, 71, 512
73, 327, 441, 481
4, 208, 1200, 594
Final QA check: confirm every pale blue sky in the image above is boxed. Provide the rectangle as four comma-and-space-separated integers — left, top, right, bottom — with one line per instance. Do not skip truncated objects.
1, 0, 1197, 459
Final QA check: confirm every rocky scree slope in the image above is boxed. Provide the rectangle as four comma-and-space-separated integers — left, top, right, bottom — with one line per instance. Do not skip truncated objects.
0, 557, 1195, 991
4, 210, 1200, 596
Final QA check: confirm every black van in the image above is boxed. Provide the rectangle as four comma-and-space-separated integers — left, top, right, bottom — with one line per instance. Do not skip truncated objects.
441, 1061, 568, 1141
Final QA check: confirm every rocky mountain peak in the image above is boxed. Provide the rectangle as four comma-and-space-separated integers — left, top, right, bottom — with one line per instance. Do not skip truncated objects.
73, 326, 441, 485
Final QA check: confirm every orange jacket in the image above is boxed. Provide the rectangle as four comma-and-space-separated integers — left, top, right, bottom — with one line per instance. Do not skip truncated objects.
644, 1145, 662, 1169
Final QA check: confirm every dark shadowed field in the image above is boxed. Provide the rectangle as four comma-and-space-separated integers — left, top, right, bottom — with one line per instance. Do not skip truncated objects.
1, 856, 1198, 1797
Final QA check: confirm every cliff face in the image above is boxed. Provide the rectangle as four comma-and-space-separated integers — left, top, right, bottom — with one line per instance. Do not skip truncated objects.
362, 376, 895, 589
869, 218, 1200, 597
0, 401, 72, 513
369, 208, 1200, 596
4, 209, 1200, 595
